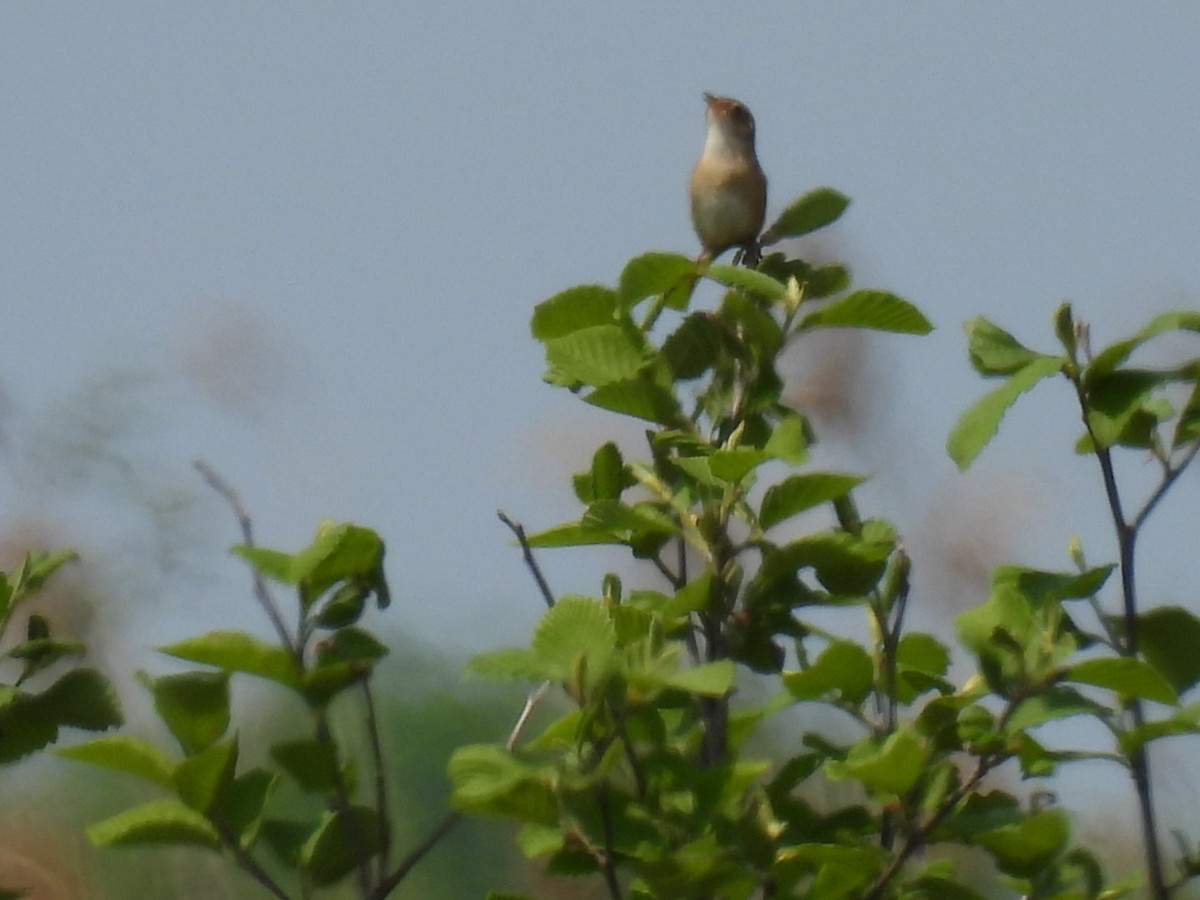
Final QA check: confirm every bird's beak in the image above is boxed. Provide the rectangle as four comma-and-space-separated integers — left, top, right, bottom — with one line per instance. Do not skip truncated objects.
702, 92, 716, 106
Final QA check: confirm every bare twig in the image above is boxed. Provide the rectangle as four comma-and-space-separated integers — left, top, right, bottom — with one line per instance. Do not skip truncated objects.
193, 460, 296, 656
498, 510, 556, 608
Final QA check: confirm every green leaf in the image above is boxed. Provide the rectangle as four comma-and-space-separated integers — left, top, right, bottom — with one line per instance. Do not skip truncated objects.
230, 547, 296, 583
1068, 656, 1177, 704
531, 597, 616, 684
662, 313, 726, 380
760, 187, 850, 244
753, 531, 892, 597
56, 735, 175, 786
661, 660, 735, 696
588, 442, 625, 502
1053, 302, 1076, 356
315, 626, 389, 665
174, 736, 238, 812
212, 768, 277, 845
784, 640, 874, 705
145, 670, 230, 756
706, 264, 787, 301
1084, 369, 1171, 449
618, 252, 697, 306
798, 290, 932, 335
992, 564, 1114, 605
467, 647, 553, 681
292, 523, 387, 601
523, 522, 625, 548
1138, 606, 1200, 694
759, 472, 865, 530
271, 739, 340, 793
544, 324, 650, 387
1085, 310, 1200, 382
976, 808, 1069, 878
763, 413, 810, 464
448, 744, 558, 825
585, 377, 682, 425
531, 284, 619, 340
0, 668, 122, 764
825, 730, 925, 795
947, 355, 1064, 470
300, 806, 385, 887
87, 798, 220, 849
158, 631, 302, 688
964, 317, 1044, 375
1172, 377, 1200, 449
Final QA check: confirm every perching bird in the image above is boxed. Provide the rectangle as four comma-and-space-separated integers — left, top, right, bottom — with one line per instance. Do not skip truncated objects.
689, 93, 767, 266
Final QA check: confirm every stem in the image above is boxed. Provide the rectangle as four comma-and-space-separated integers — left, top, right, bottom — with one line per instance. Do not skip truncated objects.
498, 510, 556, 608
194, 460, 297, 658
1073, 379, 1169, 899
361, 680, 390, 884
216, 823, 291, 900
372, 812, 462, 899
314, 709, 374, 898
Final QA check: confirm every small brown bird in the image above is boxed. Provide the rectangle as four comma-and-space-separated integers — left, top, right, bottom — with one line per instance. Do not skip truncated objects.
689, 93, 767, 265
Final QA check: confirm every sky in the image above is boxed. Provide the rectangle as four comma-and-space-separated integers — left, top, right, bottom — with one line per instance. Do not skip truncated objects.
1, 0, 1199, 863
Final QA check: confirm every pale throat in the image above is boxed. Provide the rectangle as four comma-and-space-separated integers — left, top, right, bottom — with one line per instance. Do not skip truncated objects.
702, 120, 754, 163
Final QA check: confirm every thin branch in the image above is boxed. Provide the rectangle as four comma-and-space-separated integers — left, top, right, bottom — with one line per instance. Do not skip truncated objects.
1071, 378, 1169, 899
215, 821, 292, 900
372, 811, 462, 899
1132, 440, 1200, 534
314, 708, 374, 898
498, 510, 556, 608
361, 679, 390, 885
374, 680, 553, 897
595, 785, 625, 900
193, 460, 296, 656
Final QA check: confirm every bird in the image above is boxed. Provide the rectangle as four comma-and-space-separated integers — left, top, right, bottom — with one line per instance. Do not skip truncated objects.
689, 93, 767, 266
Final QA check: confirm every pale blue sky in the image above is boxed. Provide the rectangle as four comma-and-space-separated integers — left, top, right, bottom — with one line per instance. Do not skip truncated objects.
2, 1, 1199, 858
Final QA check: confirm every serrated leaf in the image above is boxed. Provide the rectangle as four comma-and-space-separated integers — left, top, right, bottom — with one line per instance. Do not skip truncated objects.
784, 640, 874, 705
87, 798, 220, 849
760, 187, 850, 245
1068, 656, 1177, 704
799, 290, 932, 335
947, 355, 1064, 470
759, 472, 865, 530
56, 735, 176, 786
964, 317, 1044, 375
158, 631, 301, 688
618, 252, 697, 306
448, 744, 558, 825
0, 668, 122, 764
531, 284, 619, 340
545, 324, 650, 387
662, 313, 726, 380
467, 647, 553, 681
585, 377, 682, 425
531, 597, 616, 683
706, 264, 787, 301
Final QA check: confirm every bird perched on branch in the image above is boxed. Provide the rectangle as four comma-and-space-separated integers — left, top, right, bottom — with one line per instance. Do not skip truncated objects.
689, 93, 767, 266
